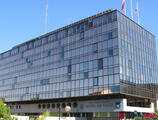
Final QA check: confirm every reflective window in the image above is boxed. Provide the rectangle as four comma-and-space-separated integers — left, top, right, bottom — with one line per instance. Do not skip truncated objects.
92, 43, 98, 53
108, 32, 113, 39
108, 49, 113, 56
83, 62, 89, 70
98, 58, 103, 70
61, 47, 64, 59
25, 87, 29, 94
67, 75, 72, 81
93, 77, 98, 86
68, 65, 72, 73
40, 79, 50, 85
88, 20, 93, 29
84, 72, 89, 79
80, 32, 84, 39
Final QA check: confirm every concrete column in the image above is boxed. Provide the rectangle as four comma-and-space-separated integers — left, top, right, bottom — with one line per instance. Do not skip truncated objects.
156, 100, 158, 110
93, 112, 96, 117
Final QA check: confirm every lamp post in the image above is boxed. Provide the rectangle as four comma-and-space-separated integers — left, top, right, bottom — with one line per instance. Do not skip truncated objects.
134, 110, 138, 119
58, 105, 61, 120
59, 105, 71, 120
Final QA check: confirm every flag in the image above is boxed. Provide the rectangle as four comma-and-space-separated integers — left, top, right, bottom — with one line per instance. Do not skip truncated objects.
121, 0, 126, 11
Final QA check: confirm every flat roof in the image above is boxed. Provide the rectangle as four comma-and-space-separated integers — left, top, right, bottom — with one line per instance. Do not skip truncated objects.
13, 9, 115, 49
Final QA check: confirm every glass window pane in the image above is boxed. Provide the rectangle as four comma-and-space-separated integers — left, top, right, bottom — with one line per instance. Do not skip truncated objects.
98, 58, 103, 70
93, 77, 98, 86
84, 72, 89, 79
92, 43, 98, 53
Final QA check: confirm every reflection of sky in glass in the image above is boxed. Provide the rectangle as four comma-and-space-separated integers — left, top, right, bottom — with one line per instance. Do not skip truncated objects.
0, 10, 157, 102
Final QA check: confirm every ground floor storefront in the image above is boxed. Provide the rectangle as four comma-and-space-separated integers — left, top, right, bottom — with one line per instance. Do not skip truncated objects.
7, 94, 157, 119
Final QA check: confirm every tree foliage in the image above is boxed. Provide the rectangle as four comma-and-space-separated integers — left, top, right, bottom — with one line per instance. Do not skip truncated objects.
152, 111, 158, 120
37, 111, 51, 120
0, 99, 13, 120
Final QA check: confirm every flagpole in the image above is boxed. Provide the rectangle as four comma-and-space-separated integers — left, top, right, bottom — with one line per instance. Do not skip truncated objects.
136, 1, 140, 24
125, 3, 127, 15
137, 2, 140, 24
45, 0, 48, 33
130, 0, 133, 20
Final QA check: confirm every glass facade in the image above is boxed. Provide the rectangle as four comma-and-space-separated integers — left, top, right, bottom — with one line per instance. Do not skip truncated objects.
0, 10, 157, 102
117, 11, 158, 98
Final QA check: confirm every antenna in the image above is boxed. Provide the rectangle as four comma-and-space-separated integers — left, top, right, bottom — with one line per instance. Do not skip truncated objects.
45, 0, 48, 33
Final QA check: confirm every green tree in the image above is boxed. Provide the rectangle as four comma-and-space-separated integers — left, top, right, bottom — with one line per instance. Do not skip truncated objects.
0, 99, 13, 120
152, 111, 158, 120
37, 111, 51, 120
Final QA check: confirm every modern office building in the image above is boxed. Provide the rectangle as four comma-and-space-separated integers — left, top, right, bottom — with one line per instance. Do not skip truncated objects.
0, 9, 158, 119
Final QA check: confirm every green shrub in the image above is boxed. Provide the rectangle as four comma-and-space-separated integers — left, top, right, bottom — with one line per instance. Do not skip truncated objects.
0, 99, 13, 120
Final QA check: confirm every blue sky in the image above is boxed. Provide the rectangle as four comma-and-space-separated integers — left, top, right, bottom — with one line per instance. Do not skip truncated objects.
0, 0, 158, 55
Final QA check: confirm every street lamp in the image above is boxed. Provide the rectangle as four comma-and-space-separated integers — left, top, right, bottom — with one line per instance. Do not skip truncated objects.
65, 106, 71, 117
65, 106, 71, 112
58, 105, 71, 120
